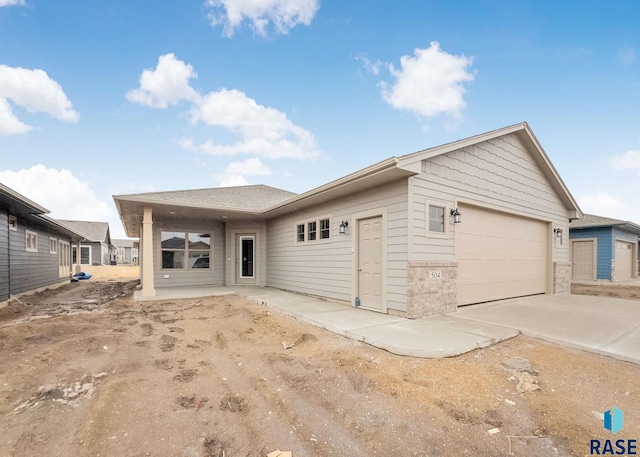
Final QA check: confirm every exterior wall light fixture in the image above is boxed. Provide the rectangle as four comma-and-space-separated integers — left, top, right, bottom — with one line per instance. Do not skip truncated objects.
450, 208, 462, 224
339, 220, 349, 234
554, 227, 563, 238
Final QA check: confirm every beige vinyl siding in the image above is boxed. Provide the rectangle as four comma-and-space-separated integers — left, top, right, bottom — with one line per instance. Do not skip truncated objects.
267, 179, 407, 310
410, 133, 569, 266
224, 220, 267, 286
152, 218, 225, 288
266, 180, 408, 312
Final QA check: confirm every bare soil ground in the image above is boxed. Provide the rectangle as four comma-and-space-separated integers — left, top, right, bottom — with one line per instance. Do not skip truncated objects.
1, 281, 639, 457
572, 282, 640, 301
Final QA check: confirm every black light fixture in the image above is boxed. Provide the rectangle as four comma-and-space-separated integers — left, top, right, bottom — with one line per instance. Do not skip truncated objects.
339, 220, 349, 234
554, 227, 563, 238
450, 208, 462, 224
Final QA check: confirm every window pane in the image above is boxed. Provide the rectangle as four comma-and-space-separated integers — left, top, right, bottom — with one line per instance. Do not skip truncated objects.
429, 206, 445, 232
189, 252, 210, 269
189, 233, 211, 249
297, 224, 305, 242
161, 232, 186, 249
308, 221, 317, 241
320, 219, 330, 239
162, 250, 184, 268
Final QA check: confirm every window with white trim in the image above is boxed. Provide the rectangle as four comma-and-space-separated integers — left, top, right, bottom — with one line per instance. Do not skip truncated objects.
26, 230, 38, 252
49, 237, 58, 254
161, 231, 211, 269
428, 205, 446, 233
320, 218, 330, 239
296, 217, 331, 243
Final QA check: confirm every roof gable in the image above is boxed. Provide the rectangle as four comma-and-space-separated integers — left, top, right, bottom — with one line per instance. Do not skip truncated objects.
396, 122, 582, 218
59, 220, 110, 243
570, 213, 640, 234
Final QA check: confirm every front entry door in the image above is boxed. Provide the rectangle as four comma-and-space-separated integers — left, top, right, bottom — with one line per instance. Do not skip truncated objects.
357, 216, 383, 311
236, 235, 256, 285
572, 240, 594, 280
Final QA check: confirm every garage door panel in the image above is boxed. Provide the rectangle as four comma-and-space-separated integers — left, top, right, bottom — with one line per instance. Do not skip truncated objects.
457, 205, 548, 305
615, 241, 633, 280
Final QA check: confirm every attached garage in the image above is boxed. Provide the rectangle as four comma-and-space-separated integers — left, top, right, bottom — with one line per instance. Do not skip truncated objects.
456, 204, 548, 305
615, 240, 634, 280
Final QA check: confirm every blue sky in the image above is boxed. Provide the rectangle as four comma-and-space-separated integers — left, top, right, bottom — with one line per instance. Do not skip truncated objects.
1, 0, 639, 238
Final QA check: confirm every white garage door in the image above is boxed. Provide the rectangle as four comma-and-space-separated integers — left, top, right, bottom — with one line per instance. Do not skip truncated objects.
615, 241, 633, 281
457, 204, 548, 306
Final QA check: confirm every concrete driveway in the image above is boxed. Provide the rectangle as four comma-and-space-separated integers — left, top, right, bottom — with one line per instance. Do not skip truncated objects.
452, 293, 640, 364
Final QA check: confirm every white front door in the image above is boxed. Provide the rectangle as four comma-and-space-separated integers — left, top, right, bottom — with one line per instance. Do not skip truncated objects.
236, 234, 256, 285
357, 216, 383, 311
59, 240, 70, 277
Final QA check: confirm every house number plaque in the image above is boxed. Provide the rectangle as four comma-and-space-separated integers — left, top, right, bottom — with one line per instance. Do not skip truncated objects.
429, 271, 442, 280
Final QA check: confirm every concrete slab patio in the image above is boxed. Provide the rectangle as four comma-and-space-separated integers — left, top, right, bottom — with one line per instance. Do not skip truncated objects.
453, 294, 640, 364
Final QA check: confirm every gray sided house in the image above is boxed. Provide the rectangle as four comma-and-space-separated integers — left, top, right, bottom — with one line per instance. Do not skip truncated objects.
1, 183, 83, 306
114, 123, 582, 318
113, 238, 139, 264
59, 220, 114, 266
569, 214, 640, 281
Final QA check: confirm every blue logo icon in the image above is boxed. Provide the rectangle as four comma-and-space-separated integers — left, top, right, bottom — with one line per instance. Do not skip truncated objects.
604, 407, 624, 434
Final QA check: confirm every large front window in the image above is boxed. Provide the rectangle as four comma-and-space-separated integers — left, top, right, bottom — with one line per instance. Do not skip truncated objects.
161, 231, 211, 269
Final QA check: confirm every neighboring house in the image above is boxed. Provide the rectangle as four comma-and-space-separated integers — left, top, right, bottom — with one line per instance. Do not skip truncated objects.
1, 183, 83, 306
114, 122, 582, 318
569, 214, 640, 281
113, 238, 139, 265
59, 220, 115, 266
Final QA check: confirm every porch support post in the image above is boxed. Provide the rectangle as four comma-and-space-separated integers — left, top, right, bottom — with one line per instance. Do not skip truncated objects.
74, 241, 82, 274
141, 206, 156, 297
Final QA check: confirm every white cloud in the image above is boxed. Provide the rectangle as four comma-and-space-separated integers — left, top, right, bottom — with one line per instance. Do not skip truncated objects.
379, 42, 475, 122
0, 65, 79, 134
184, 88, 320, 159
126, 53, 199, 108
129, 54, 320, 160
609, 150, 640, 172
205, 0, 319, 37
355, 54, 384, 76
578, 191, 628, 217
0, 98, 31, 135
0, 165, 113, 223
0, 0, 26, 6
216, 157, 272, 187
618, 47, 635, 65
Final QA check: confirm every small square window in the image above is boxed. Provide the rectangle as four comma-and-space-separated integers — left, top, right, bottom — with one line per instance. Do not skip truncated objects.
308, 221, 317, 241
296, 224, 305, 242
8, 215, 17, 231
428, 206, 445, 233
320, 219, 330, 239
26, 230, 38, 252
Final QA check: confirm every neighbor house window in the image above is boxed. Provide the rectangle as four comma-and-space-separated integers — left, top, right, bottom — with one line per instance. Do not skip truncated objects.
320, 219, 330, 239
296, 224, 305, 242
49, 237, 58, 254
8, 215, 17, 231
161, 231, 211, 269
308, 221, 317, 241
26, 230, 38, 252
428, 205, 445, 233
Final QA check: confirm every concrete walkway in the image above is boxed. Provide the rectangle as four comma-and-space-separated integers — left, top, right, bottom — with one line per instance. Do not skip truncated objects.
135, 287, 640, 363
136, 286, 518, 358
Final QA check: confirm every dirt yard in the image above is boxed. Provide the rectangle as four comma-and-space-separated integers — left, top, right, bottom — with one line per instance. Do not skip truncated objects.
572, 282, 640, 301
1, 281, 639, 457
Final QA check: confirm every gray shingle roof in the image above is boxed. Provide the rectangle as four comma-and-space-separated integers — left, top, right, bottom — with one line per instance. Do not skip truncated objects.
58, 220, 110, 242
570, 214, 640, 234
112, 238, 137, 248
115, 184, 297, 212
